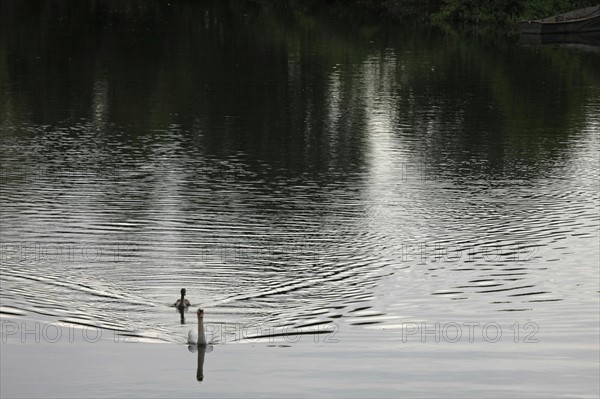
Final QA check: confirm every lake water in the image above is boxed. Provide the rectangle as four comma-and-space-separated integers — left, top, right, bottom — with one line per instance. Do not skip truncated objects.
1, 1, 599, 397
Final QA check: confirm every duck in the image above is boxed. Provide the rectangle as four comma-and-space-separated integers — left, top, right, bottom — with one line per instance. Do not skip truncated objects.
188, 308, 207, 346
174, 288, 191, 310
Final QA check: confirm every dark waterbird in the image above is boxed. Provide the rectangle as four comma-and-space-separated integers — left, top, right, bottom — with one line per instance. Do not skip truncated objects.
174, 288, 191, 310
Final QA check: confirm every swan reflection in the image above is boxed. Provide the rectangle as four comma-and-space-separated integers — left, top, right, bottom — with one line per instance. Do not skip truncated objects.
187, 308, 213, 382
187, 342, 213, 382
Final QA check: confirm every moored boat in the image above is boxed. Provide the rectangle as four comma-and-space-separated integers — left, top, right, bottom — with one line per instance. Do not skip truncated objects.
518, 5, 600, 34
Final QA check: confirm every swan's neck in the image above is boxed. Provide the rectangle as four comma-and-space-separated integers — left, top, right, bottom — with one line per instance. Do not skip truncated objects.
197, 317, 207, 345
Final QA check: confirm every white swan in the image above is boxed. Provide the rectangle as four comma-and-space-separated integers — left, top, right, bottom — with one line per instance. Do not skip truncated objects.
188, 308, 207, 346
174, 288, 191, 309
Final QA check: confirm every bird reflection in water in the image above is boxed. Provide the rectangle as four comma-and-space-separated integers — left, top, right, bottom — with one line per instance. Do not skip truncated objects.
178, 307, 185, 324
187, 308, 213, 382
188, 343, 213, 382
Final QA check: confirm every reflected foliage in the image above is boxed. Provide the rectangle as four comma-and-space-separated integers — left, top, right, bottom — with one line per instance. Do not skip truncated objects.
1, 0, 598, 181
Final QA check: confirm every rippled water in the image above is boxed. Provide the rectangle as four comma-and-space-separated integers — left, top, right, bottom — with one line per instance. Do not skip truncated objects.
1, 1, 599, 396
